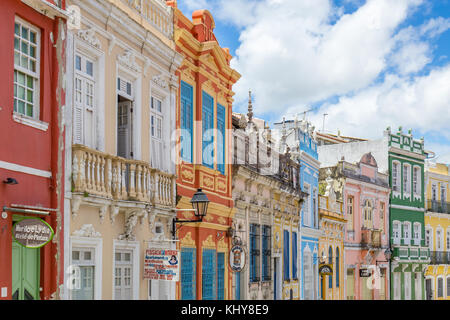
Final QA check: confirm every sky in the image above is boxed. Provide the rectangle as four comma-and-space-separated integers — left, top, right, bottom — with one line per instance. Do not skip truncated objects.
177, 0, 450, 164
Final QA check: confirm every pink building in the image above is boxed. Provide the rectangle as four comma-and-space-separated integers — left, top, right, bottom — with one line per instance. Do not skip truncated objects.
321, 153, 391, 300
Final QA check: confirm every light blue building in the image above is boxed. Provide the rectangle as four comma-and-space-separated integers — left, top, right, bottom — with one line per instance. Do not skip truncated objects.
274, 119, 321, 300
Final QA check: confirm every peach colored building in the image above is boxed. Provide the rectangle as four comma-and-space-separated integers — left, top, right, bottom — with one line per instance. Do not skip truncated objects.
321, 153, 391, 300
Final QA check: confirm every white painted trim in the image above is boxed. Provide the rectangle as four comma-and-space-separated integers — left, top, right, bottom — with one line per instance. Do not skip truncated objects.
12, 113, 49, 131
112, 240, 140, 300
69, 236, 103, 300
0, 160, 51, 178
390, 204, 425, 212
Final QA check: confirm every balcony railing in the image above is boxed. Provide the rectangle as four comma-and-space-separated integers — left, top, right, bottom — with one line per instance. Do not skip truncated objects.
426, 200, 450, 214
72, 145, 175, 207
361, 229, 381, 248
429, 251, 450, 264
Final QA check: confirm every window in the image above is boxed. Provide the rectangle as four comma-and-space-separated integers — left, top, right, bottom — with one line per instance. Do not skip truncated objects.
437, 277, 443, 298
425, 227, 433, 249
114, 250, 133, 300
292, 232, 297, 279
14, 18, 40, 119
441, 185, 446, 203
363, 200, 373, 229
217, 252, 225, 300
403, 221, 411, 245
392, 161, 400, 192
380, 202, 385, 233
312, 189, 318, 228
328, 247, 333, 289
413, 166, 421, 196
437, 229, 443, 250
335, 248, 339, 288
262, 226, 271, 281
249, 224, 260, 282
202, 91, 214, 169
432, 184, 437, 201
303, 185, 310, 226
150, 96, 164, 170
413, 223, 421, 245
447, 277, 450, 298
283, 230, 290, 281
346, 269, 355, 300
393, 272, 401, 300
347, 196, 354, 231
447, 230, 450, 251
73, 53, 96, 147
393, 221, 401, 245
403, 164, 411, 195
303, 251, 313, 300
202, 249, 216, 300
180, 81, 193, 163
180, 247, 196, 300
71, 248, 95, 300
217, 104, 226, 174
404, 272, 411, 300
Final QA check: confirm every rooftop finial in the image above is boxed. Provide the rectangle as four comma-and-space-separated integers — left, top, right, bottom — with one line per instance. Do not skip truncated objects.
247, 90, 253, 122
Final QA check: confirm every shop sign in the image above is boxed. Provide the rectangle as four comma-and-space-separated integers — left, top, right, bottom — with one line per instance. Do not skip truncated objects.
144, 248, 179, 281
12, 218, 54, 249
359, 268, 371, 277
319, 264, 333, 275
229, 245, 246, 272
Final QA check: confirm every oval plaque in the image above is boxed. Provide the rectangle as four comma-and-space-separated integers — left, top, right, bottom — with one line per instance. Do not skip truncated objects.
12, 218, 54, 249
229, 245, 247, 272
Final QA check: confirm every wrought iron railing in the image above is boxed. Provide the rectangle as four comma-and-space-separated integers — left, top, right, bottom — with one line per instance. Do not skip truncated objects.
426, 200, 450, 214
429, 251, 450, 264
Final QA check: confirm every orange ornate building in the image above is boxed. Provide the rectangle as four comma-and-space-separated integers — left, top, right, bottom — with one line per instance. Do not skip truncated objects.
166, 1, 241, 300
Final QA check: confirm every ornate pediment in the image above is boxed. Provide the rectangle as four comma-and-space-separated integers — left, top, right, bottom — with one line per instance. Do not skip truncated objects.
118, 49, 140, 73
77, 27, 101, 49
73, 224, 101, 238
152, 74, 167, 89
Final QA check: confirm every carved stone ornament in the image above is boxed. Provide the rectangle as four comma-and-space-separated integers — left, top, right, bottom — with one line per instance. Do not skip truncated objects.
77, 27, 101, 49
110, 205, 120, 223
118, 49, 140, 73
71, 197, 82, 220
99, 205, 107, 224
152, 75, 167, 89
73, 224, 101, 238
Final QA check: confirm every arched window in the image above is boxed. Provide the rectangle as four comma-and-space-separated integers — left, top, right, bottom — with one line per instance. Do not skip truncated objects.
328, 246, 333, 289
335, 248, 340, 288
425, 226, 433, 249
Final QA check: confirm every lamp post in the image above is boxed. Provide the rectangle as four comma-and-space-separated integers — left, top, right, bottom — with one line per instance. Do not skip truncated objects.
172, 189, 210, 240
375, 247, 393, 300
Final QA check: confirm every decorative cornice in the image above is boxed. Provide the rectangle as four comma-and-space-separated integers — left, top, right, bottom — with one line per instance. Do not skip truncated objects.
77, 27, 102, 49
73, 224, 101, 238
118, 49, 141, 73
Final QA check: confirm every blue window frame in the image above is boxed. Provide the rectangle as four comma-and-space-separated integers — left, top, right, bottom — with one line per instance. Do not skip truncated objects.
292, 232, 297, 279
202, 91, 214, 169
217, 252, 225, 300
180, 81, 193, 163
249, 224, 260, 282
217, 104, 226, 174
235, 271, 241, 300
202, 249, 216, 300
284, 230, 289, 281
328, 246, 333, 289
336, 248, 339, 288
262, 226, 271, 281
181, 247, 196, 300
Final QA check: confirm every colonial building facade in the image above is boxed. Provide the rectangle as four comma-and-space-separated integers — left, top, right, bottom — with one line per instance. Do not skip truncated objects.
424, 162, 450, 300
318, 174, 346, 300
320, 153, 390, 300
64, 0, 182, 300
170, 3, 241, 300
0, 0, 67, 300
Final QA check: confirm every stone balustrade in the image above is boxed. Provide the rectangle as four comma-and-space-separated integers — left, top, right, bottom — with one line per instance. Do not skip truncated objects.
72, 145, 175, 207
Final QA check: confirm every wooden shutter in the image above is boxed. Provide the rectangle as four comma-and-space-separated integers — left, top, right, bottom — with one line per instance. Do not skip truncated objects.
180, 81, 193, 163
117, 101, 131, 158
292, 232, 297, 279
181, 248, 196, 300
117, 77, 133, 99
217, 104, 225, 174
202, 249, 216, 300
202, 91, 214, 168
73, 76, 84, 144
217, 252, 225, 300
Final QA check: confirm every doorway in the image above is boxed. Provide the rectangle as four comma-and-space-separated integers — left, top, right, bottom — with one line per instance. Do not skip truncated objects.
273, 257, 281, 300
425, 278, 432, 300
11, 217, 40, 300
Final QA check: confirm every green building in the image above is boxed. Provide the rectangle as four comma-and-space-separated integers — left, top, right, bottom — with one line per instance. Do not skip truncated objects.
387, 127, 429, 300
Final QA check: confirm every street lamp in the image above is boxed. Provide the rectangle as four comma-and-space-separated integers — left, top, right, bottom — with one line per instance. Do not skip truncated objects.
172, 189, 210, 239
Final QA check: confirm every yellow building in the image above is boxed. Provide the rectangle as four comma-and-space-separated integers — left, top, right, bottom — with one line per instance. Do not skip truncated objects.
318, 177, 346, 300
424, 162, 450, 300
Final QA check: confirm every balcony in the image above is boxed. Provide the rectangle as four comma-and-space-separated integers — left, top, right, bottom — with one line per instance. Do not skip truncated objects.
426, 200, 450, 214
72, 145, 175, 207
361, 229, 382, 248
429, 251, 450, 264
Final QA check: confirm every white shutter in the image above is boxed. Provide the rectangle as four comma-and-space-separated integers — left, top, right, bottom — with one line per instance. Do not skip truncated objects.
405, 273, 411, 300
117, 101, 131, 158
118, 77, 133, 100
73, 76, 84, 144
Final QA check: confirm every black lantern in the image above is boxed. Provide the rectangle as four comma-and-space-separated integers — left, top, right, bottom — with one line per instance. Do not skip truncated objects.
191, 188, 209, 218
384, 248, 393, 261
172, 189, 210, 239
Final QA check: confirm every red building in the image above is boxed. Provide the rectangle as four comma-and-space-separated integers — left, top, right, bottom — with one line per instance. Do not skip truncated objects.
0, 0, 66, 300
